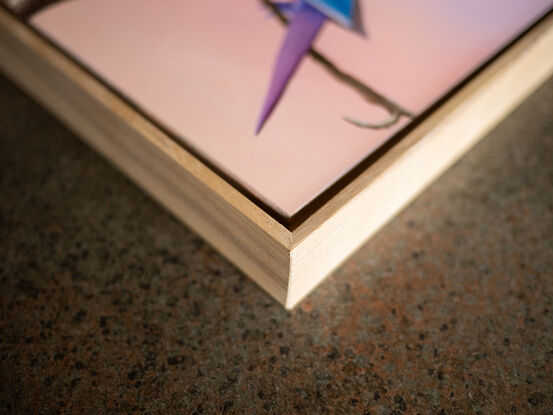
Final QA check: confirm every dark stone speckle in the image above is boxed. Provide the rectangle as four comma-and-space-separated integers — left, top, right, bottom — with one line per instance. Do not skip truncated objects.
1, 74, 553, 414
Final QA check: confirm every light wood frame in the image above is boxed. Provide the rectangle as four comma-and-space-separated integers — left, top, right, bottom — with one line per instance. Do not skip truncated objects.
1, 7, 552, 308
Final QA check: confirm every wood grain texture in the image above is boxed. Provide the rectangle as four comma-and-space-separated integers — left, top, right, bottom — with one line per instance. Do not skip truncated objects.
0, 6, 551, 308
0, 8, 293, 304
287, 12, 553, 308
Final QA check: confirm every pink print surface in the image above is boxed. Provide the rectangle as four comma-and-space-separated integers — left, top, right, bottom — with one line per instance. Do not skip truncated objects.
31, 0, 553, 216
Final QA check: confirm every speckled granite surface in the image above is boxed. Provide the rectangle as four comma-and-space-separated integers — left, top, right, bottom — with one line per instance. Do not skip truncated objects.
1, 73, 553, 414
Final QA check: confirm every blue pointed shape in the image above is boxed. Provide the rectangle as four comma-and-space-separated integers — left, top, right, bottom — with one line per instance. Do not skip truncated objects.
256, 0, 363, 134
304, 0, 355, 27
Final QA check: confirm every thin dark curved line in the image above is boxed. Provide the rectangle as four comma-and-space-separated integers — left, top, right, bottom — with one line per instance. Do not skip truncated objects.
344, 111, 401, 129
1, 0, 68, 19
260, 0, 414, 128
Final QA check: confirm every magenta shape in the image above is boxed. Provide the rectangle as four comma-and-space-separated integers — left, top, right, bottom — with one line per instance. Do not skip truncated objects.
255, 1, 327, 134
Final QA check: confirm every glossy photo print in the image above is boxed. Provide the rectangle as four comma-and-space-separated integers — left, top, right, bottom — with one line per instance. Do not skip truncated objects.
15, 0, 553, 216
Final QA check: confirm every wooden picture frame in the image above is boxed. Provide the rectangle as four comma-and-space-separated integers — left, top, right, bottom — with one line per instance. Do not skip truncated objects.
1, 6, 552, 308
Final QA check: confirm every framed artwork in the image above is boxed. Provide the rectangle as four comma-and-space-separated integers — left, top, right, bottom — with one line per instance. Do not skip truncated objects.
1, 0, 552, 307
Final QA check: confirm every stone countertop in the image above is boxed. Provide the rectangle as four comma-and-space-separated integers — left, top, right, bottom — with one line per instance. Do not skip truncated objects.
1, 73, 552, 414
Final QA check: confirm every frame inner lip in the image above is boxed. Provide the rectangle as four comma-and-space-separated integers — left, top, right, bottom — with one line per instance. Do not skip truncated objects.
6, 4, 552, 231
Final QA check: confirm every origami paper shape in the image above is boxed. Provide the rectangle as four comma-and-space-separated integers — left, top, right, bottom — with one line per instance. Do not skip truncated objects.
256, 0, 363, 134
